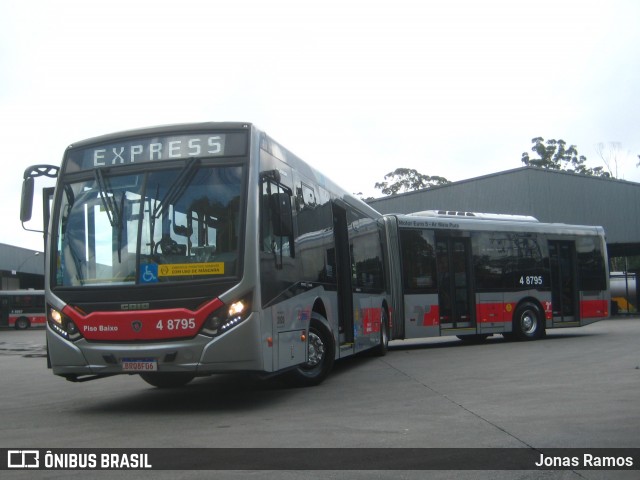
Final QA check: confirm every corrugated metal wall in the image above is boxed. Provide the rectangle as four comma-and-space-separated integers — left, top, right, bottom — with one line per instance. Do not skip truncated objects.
0, 245, 44, 275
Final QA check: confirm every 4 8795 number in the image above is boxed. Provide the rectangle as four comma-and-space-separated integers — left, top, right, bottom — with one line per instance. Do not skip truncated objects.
155, 318, 196, 331
519, 275, 543, 286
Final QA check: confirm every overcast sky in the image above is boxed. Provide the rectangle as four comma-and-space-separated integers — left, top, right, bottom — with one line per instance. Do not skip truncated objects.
2, 0, 639, 252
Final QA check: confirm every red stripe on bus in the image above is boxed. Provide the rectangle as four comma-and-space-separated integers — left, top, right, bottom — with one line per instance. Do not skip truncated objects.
423, 305, 439, 326
476, 302, 555, 323
62, 298, 224, 341
362, 308, 381, 334
476, 303, 523, 323
580, 299, 609, 318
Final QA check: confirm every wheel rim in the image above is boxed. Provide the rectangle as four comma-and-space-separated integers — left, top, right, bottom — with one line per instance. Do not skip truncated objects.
306, 330, 325, 367
521, 310, 537, 335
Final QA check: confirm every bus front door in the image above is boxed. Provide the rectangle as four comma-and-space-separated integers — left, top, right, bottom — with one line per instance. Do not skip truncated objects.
549, 240, 577, 323
436, 236, 475, 333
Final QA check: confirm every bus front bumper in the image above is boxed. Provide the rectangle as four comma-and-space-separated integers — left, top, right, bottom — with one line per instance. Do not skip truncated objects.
46, 316, 265, 379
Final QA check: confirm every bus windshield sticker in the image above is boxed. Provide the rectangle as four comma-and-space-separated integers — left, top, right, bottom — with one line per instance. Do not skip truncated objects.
157, 263, 225, 277
139, 264, 159, 284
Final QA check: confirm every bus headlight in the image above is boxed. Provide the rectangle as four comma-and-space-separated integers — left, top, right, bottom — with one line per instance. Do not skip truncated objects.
48, 306, 82, 341
201, 296, 251, 337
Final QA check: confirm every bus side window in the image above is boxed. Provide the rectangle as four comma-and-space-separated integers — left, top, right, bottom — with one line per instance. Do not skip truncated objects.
260, 180, 294, 258
270, 192, 293, 237
400, 229, 437, 292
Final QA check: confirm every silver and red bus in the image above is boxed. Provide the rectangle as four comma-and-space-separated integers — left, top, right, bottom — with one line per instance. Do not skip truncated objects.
20, 122, 610, 389
0, 290, 46, 329
20, 122, 390, 387
382, 211, 610, 343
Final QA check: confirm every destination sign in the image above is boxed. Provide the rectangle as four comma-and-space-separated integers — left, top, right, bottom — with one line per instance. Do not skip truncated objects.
65, 132, 247, 172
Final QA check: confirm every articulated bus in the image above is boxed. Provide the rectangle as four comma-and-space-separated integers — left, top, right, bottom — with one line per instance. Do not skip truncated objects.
20, 122, 610, 389
382, 211, 610, 342
0, 290, 46, 329
20, 122, 389, 388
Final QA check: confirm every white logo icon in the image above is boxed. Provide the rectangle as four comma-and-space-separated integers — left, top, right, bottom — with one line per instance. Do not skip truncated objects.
8, 450, 39, 468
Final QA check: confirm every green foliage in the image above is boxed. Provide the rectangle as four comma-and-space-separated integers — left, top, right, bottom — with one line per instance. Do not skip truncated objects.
521, 137, 611, 178
374, 168, 450, 196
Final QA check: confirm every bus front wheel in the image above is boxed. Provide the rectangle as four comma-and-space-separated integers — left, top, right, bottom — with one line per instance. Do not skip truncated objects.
285, 315, 335, 387
513, 302, 544, 340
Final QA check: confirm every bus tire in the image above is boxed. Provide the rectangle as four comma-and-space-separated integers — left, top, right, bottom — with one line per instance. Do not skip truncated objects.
15, 316, 30, 330
46, 338, 52, 369
140, 372, 195, 388
373, 308, 389, 356
513, 302, 544, 341
285, 315, 335, 387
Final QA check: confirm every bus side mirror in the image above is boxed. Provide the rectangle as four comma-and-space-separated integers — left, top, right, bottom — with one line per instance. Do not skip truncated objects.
271, 192, 293, 237
20, 177, 34, 223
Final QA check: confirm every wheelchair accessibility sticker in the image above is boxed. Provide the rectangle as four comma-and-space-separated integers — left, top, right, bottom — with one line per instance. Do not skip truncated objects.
139, 264, 159, 284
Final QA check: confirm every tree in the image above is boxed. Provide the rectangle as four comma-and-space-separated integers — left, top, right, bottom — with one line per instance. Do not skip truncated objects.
594, 141, 621, 178
374, 168, 450, 196
521, 137, 611, 178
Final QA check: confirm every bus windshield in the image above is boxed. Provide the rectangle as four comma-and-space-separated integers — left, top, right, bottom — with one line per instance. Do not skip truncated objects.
54, 163, 245, 287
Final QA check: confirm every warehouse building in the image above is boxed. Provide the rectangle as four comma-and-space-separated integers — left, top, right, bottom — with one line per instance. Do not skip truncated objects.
0, 244, 44, 290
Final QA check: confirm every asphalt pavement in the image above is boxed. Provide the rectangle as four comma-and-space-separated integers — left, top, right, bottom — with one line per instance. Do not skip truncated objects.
1, 317, 638, 479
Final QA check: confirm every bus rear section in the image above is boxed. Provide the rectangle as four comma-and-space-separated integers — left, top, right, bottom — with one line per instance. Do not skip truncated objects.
386, 212, 609, 342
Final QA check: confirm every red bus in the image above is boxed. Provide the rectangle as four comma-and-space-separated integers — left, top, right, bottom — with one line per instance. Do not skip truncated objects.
0, 290, 46, 329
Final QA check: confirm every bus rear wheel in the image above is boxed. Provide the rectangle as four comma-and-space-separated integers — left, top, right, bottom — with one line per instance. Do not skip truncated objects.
140, 372, 195, 388
15, 316, 30, 330
513, 302, 544, 340
285, 315, 335, 387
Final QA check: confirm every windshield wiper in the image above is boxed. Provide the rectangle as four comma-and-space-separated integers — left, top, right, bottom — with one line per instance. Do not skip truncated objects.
151, 158, 199, 220
148, 158, 200, 255
94, 168, 125, 262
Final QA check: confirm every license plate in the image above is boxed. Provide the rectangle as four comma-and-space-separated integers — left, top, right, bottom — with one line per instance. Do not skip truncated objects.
121, 358, 158, 372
